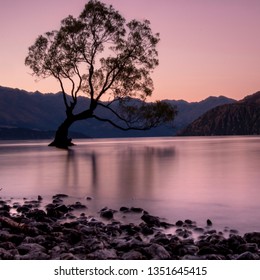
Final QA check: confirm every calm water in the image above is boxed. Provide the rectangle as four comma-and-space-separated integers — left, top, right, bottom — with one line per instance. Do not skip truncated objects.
0, 136, 260, 234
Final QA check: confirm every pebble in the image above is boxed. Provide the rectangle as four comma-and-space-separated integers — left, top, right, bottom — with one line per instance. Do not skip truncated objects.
0, 195, 260, 260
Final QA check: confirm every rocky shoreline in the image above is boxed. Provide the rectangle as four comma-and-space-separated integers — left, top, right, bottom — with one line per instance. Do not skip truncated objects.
0, 194, 260, 260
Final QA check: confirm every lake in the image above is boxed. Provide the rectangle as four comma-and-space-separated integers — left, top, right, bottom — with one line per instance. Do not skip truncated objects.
0, 136, 259, 234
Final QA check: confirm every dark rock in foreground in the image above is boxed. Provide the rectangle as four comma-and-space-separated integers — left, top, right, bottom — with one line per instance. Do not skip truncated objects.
0, 196, 260, 260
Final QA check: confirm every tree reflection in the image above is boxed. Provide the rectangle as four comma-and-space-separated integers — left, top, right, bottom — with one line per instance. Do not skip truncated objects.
61, 143, 176, 201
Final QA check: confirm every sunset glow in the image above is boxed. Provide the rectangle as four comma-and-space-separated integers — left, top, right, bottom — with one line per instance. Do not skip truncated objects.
1, 0, 260, 101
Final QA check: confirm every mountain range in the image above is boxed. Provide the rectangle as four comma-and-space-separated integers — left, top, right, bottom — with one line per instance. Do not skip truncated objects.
0, 85, 236, 139
179, 91, 260, 136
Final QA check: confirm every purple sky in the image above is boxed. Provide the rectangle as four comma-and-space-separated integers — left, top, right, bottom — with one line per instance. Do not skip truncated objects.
1, 0, 260, 101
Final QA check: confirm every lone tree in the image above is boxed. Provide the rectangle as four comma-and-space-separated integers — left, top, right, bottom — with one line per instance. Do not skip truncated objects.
25, 0, 177, 148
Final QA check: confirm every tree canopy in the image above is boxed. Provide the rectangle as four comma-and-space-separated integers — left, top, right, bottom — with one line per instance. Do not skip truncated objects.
25, 0, 177, 148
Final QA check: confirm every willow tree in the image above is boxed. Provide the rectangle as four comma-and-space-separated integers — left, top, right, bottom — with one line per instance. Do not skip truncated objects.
25, 0, 176, 148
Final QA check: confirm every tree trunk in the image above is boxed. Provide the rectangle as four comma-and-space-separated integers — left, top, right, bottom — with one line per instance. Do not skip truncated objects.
49, 117, 75, 149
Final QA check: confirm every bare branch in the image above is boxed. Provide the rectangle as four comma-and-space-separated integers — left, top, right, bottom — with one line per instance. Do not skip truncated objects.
97, 102, 130, 125
92, 115, 151, 131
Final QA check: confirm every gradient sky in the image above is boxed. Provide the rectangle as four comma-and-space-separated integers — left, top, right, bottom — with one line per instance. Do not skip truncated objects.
1, 0, 260, 102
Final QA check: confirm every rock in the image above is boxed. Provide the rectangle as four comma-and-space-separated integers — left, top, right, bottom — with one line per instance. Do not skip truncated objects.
120, 224, 139, 236
113, 237, 146, 251
236, 251, 260, 260
63, 228, 82, 244
7, 234, 25, 246
55, 204, 70, 213
2, 198, 260, 261
141, 214, 161, 227
175, 220, 184, 227
204, 254, 225, 260
69, 245, 86, 255
194, 227, 204, 233
100, 209, 114, 220
151, 233, 170, 245
183, 244, 199, 255
0, 210, 11, 217
87, 249, 118, 260
120, 206, 130, 212
130, 207, 143, 213
0, 248, 15, 260
214, 244, 233, 256
197, 245, 218, 255
16, 205, 31, 213
121, 250, 144, 260
141, 225, 154, 236
0, 241, 16, 250
69, 202, 87, 210
230, 229, 239, 234
237, 243, 258, 253
26, 209, 47, 221
182, 254, 204, 260
52, 198, 63, 204
176, 228, 192, 238
52, 194, 69, 199
46, 204, 69, 219
0, 204, 11, 212
227, 235, 246, 252
59, 253, 80, 260
206, 219, 213, 226
144, 243, 171, 260
244, 232, 260, 246
17, 243, 46, 255
184, 219, 193, 225
16, 251, 50, 260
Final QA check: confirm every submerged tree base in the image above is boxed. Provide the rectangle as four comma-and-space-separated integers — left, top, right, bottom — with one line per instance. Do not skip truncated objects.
48, 138, 75, 149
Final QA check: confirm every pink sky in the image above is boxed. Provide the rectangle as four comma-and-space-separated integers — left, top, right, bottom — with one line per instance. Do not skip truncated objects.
1, 0, 260, 102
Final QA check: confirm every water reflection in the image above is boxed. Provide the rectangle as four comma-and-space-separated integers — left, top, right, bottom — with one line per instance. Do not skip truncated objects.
62, 144, 176, 200
1, 137, 260, 234
116, 146, 175, 198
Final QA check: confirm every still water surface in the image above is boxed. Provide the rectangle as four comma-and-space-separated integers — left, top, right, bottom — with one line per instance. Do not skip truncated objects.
0, 136, 259, 234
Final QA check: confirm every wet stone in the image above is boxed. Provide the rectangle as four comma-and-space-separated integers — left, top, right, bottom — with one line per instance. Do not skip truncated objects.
184, 219, 193, 225
1, 197, 260, 260
69, 202, 87, 210
244, 232, 260, 246
197, 245, 218, 255
100, 209, 114, 220
120, 206, 130, 212
141, 214, 161, 227
130, 207, 143, 213
121, 250, 144, 260
237, 243, 258, 253
52, 194, 69, 199
194, 227, 204, 233
236, 251, 260, 260
144, 243, 171, 260
175, 220, 184, 227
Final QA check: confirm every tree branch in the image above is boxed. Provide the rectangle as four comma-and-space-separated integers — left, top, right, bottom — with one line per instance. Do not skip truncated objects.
92, 114, 151, 131
97, 102, 130, 125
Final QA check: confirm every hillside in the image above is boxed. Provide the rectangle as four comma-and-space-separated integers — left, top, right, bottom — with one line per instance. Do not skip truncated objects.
179, 91, 260, 136
0, 86, 235, 139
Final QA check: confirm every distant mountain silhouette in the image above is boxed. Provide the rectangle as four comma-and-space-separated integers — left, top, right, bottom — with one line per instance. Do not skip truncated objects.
0, 86, 235, 139
179, 91, 260, 136
0, 127, 87, 140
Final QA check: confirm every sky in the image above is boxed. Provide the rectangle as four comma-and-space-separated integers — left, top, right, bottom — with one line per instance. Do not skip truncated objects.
1, 0, 260, 102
